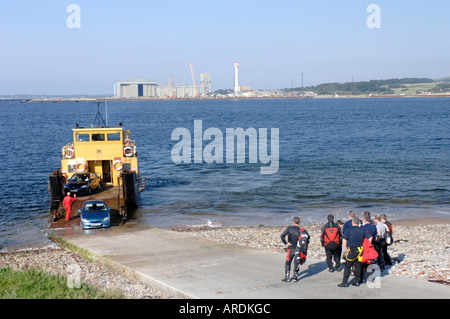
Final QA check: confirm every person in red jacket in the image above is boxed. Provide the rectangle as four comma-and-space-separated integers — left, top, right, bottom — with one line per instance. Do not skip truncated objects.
320, 214, 343, 272
63, 192, 77, 221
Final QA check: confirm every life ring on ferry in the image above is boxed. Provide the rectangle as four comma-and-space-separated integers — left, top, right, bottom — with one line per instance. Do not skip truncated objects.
62, 147, 75, 159
76, 162, 87, 172
123, 146, 134, 157
113, 160, 123, 171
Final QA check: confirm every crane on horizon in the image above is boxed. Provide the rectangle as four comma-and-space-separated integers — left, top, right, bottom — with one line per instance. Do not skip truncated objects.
189, 63, 198, 97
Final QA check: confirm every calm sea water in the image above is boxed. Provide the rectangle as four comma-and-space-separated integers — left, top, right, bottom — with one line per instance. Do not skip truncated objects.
0, 98, 449, 251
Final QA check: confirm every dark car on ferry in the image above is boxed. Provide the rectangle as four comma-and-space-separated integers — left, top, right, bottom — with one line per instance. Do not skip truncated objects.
64, 173, 101, 196
78, 200, 111, 229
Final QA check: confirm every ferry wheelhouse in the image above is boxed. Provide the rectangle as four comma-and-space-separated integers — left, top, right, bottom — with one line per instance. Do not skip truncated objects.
61, 125, 138, 187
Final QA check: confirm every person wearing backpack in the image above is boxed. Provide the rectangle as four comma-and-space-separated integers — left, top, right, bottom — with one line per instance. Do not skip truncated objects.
374, 215, 387, 271
320, 214, 342, 272
338, 217, 372, 287
361, 212, 377, 283
380, 214, 393, 266
280, 216, 310, 282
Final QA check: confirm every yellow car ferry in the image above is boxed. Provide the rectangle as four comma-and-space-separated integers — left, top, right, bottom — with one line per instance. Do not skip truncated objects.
49, 101, 144, 224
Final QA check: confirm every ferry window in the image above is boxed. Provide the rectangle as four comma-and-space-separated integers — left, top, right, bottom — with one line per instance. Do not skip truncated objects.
76, 133, 90, 142
92, 133, 105, 141
107, 133, 121, 141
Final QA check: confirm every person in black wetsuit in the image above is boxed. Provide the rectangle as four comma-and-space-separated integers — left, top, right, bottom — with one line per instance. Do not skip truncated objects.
320, 214, 343, 272
280, 216, 310, 282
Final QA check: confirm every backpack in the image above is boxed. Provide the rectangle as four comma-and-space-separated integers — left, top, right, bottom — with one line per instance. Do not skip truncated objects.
295, 229, 310, 265
323, 225, 341, 250
384, 223, 394, 246
361, 237, 379, 264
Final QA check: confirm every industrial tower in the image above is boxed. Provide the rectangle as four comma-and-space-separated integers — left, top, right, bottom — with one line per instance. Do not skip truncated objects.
234, 62, 240, 94
200, 73, 211, 95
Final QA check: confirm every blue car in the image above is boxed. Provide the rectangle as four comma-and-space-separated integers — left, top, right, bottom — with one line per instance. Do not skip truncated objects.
78, 200, 111, 229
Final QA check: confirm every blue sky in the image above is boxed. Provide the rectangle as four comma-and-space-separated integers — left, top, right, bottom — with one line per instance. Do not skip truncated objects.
1, 0, 449, 95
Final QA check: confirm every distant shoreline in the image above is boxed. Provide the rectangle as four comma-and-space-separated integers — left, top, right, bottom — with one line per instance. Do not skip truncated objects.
1, 93, 450, 103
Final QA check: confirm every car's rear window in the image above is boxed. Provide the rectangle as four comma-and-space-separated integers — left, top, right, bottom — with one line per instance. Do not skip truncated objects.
84, 203, 107, 211
69, 174, 89, 182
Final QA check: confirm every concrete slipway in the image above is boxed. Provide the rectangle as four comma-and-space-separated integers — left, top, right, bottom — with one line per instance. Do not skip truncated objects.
47, 224, 450, 299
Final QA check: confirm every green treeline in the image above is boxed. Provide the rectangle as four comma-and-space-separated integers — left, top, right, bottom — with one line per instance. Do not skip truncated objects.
288, 77, 445, 95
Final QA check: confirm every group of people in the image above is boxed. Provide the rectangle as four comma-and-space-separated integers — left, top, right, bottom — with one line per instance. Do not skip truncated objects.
280, 211, 393, 287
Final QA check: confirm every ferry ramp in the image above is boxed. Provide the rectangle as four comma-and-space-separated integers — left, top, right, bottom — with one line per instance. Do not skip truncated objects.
46, 224, 450, 299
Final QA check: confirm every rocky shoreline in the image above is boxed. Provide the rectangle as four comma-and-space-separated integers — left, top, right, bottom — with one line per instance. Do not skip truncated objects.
1, 218, 449, 299
0, 247, 170, 299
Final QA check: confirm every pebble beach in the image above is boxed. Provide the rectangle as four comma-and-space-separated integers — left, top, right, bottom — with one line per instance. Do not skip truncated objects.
1, 218, 449, 299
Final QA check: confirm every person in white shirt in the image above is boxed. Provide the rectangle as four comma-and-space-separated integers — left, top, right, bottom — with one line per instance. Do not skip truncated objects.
374, 215, 386, 271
